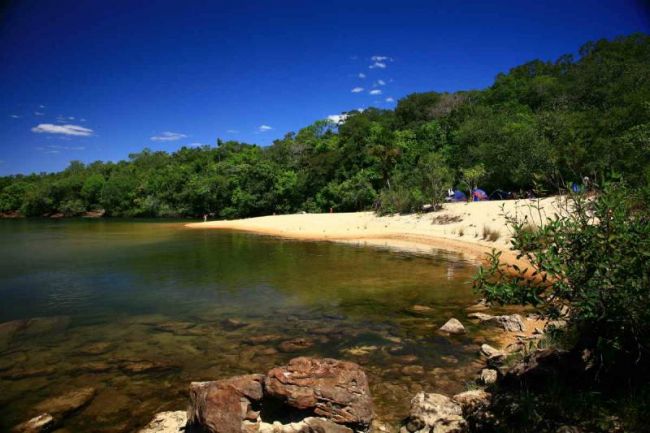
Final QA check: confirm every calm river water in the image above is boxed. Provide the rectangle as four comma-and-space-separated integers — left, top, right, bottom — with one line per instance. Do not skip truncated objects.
0, 219, 489, 431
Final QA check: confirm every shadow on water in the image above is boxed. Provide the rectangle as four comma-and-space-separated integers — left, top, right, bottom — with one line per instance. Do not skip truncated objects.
0, 219, 484, 430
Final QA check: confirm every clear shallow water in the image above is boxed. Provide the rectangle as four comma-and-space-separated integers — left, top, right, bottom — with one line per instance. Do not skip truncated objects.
0, 219, 487, 431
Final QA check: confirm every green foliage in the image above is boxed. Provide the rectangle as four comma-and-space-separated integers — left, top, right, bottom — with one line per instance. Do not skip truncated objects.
0, 34, 648, 219
474, 183, 650, 369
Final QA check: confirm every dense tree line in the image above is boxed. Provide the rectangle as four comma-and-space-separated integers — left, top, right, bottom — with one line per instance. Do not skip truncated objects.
1, 34, 648, 218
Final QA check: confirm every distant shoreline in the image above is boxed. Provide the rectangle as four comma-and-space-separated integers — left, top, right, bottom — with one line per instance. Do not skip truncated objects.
186, 197, 564, 266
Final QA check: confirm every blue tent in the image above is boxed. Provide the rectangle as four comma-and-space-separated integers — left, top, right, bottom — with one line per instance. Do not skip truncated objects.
450, 190, 467, 202
472, 189, 488, 201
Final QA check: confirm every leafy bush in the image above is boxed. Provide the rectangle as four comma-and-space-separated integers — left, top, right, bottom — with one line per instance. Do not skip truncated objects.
474, 183, 650, 371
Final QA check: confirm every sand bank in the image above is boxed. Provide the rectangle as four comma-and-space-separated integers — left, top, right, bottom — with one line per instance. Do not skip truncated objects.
186, 197, 565, 265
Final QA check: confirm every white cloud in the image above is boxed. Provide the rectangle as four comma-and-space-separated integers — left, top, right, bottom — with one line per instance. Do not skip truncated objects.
150, 131, 187, 141
34, 111, 45, 116
369, 89, 382, 95
9, 114, 20, 119
327, 114, 349, 124
258, 125, 272, 132
80, 118, 86, 122
226, 129, 239, 134
371, 55, 392, 62
369, 62, 386, 69
386, 97, 395, 103
187, 142, 207, 147
32, 123, 93, 136
68, 116, 75, 120
351, 87, 364, 93
376, 79, 386, 86
39, 104, 46, 109
358, 72, 366, 79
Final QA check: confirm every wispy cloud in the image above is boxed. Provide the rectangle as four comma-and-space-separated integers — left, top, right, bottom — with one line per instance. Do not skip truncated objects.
258, 125, 273, 132
32, 123, 93, 136
327, 114, 348, 124
369, 62, 386, 69
187, 142, 207, 147
375, 79, 386, 86
351, 87, 364, 93
358, 72, 366, 79
371, 55, 392, 62
34, 111, 45, 116
150, 131, 187, 141
369, 89, 382, 95
39, 104, 46, 109
9, 114, 20, 119
386, 97, 395, 103
37, 144, 85, 154
226, 129, 239, 134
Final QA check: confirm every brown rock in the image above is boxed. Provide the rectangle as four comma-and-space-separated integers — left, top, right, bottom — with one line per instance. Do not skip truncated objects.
265, 357, 373, 428
34, 387, 96, 418
188, 374, 264, 433
277, 338, 314, 353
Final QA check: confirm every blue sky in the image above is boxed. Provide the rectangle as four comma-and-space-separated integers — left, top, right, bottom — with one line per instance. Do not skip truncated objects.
0, 0, 648, 175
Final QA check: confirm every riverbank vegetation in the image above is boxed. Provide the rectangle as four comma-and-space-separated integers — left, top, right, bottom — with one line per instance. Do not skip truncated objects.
1, 34, 649, 218
474, 184, 650, 432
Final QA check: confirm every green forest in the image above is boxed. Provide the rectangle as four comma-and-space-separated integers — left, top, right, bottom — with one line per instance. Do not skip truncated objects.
1, 34, 648, 218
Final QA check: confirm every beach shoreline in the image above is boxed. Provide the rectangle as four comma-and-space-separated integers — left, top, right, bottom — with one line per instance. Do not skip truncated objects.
186, 197, 564, 265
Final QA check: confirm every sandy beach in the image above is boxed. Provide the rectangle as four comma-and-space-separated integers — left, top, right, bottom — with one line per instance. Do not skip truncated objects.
186, 197, 565, 264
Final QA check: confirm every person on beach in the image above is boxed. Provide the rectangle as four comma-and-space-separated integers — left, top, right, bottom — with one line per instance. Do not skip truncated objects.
203, 214, 207, 222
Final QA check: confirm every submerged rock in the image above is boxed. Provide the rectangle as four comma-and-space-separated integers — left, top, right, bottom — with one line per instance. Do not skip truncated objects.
243, 334, 283, 345
78, 341, 113, 355
402, 392, 466, 433
34, 387, 96, 418
265, 357, 373, 428
11, 413, 55, 433
439, 318, 465, 335
2, 366, 56, 381
138, 411, 187, 433
277, 337, 314, 353
119, 360, 178, 374
220, 318, 249, 330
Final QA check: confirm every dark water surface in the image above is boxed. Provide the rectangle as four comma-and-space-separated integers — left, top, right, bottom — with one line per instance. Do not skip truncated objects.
0, 219, 487, 431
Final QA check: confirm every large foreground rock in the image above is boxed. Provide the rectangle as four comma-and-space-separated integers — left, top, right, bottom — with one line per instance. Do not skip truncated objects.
138, 411, 187, 433
401, 393, 466, 433
188, 374, 264, 433
265, 357, 373, 428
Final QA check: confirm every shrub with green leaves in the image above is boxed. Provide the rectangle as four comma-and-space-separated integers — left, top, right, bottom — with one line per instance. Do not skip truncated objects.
474, 183, 650, 370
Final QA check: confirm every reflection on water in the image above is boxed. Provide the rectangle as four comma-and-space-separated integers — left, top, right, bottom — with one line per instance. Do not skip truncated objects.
0, 219, 485, 431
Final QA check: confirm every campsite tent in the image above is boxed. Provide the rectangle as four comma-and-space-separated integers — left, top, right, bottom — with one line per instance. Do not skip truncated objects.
449, 190, 467, 202
472, 189, 489, 201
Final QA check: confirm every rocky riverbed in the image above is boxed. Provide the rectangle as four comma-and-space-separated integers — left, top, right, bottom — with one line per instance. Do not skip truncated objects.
3, 300, 547, 432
